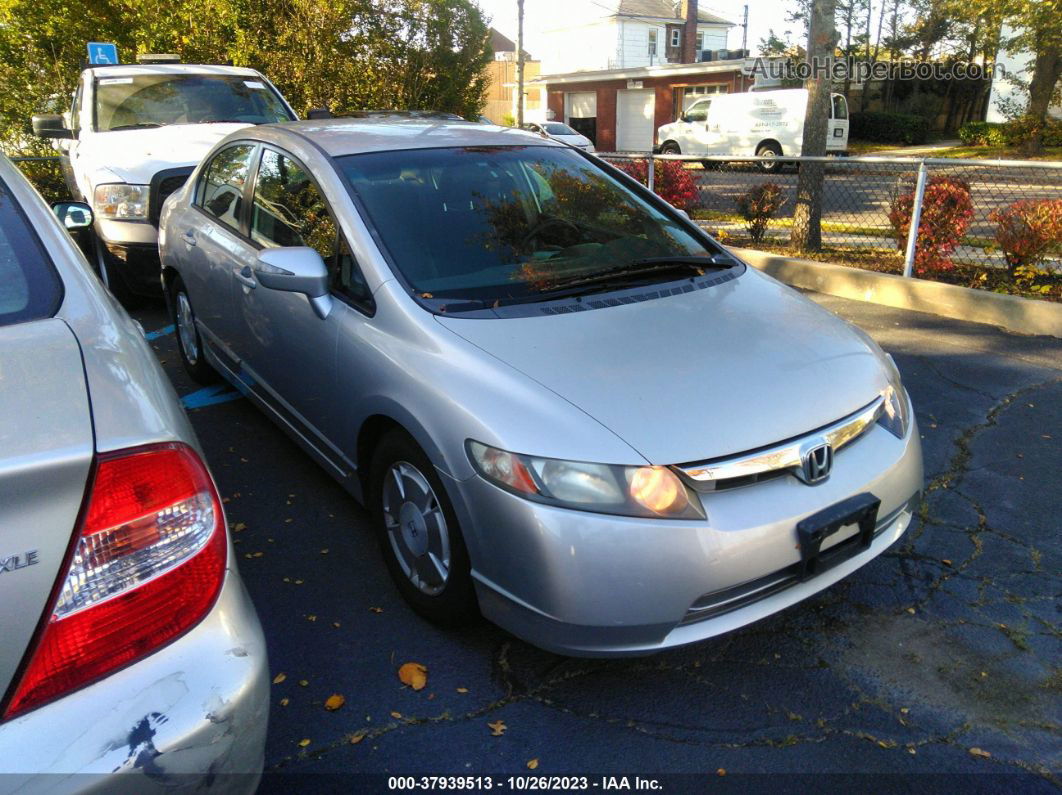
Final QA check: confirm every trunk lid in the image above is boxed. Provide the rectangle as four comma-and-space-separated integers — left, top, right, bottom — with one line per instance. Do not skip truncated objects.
0, 319, 94, 706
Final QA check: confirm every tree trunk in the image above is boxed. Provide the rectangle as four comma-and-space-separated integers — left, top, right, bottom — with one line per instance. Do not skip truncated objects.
790, 0, 838, 253
1022, 46, 1062, 156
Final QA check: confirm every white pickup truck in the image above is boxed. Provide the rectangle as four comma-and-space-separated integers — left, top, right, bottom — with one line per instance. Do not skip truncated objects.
32, 59, 297, 302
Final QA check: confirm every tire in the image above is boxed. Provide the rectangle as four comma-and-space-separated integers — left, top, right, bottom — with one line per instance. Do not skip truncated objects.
660, 141, 681, 155
370, 429, 477, 625
169, 275, 220, 385
93, 234, 142, 308
756, 142, 783, 173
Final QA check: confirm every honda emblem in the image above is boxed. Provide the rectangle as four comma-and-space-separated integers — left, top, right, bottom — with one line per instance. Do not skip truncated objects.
799, 442, 833, 484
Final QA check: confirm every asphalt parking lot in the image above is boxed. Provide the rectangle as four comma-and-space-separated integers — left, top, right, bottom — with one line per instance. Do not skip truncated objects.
131, 290, 1061, 790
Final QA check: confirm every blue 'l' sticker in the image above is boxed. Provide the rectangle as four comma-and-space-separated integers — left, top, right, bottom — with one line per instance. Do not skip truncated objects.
145, 325, 175, 340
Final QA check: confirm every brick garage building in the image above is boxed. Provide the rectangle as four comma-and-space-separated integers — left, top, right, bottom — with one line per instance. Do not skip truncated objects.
537, 60, 752, 152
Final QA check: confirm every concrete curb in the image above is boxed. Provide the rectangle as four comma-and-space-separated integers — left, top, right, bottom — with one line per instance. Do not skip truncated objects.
730, 247, 1062, 339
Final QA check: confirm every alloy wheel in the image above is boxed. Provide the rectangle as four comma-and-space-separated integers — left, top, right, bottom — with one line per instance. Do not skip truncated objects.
176, 291, 199, 365
381, 461, 452, 596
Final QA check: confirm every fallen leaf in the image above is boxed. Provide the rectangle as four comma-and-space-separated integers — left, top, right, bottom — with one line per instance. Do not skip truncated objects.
369, 607, 383, 614
295, 579, 304, 585
280, 698, 289, 706
298, 739, 311, 748
942, 559, 952, 566
716, 768, 726, 776
253, 551, 263, 558
905, 607, 916, 614
456, 687, 469, 694
527, 758, 539, 769
333, 622, 342, 628
488, 720, 506, 736
324, 694, 346, 711
877, 739, 897, 749
390, 711, 403, 719
321, 548, 329, 554
299, 680, 309, 687
272, 673, 287, 684
350, 730, 368, 744
900, 707, 909, 715
969, 747, 991, 759
232, 522, 247, 532
307, 615, 317, 622
398, 662, 428, 691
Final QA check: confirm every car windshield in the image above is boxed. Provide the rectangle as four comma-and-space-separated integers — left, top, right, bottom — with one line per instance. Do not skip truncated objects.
543, 123, 577, 136
0, 179, 62, 327
337, 146, 718, 304
95, 74, 294, 131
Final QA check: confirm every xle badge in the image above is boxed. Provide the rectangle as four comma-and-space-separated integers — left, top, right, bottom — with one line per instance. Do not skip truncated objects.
0, 550, 39, 573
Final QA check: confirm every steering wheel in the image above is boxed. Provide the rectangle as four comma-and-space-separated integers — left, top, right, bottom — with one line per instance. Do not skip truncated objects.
522, 216, 581, 248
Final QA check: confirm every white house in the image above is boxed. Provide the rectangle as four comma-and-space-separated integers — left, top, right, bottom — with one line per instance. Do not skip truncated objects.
537, 0, 734, 75
987, 26, 1062, 123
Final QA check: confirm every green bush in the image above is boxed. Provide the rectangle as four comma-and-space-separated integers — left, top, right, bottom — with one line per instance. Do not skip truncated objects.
958, 121, 1009, 146
849, 111, 930, 145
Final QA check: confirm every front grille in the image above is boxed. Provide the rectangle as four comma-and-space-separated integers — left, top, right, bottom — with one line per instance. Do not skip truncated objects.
678, 496, 916, 626
149, 167, 194, 225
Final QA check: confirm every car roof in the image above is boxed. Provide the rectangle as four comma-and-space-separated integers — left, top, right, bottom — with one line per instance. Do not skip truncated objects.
84, 63, 261, 78
255, 118, 564, 157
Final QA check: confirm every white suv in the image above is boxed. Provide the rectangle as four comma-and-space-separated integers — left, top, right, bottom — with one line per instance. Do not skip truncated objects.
32, 60, 296, 302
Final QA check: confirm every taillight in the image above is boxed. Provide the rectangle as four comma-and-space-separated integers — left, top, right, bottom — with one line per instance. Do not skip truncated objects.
2, 443, 226, 720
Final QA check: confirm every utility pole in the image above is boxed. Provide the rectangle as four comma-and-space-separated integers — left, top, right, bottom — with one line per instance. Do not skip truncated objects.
741, 4, 748, 55
516, 0, 525, 127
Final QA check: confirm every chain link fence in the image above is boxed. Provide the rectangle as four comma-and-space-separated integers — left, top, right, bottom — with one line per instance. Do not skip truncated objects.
600, 153, 1062, 301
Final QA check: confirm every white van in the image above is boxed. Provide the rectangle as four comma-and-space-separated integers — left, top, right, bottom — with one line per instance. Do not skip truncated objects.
655, 88, 849, 171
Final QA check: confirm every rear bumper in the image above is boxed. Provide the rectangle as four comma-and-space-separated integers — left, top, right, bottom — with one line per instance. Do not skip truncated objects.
0, 567, 268, 793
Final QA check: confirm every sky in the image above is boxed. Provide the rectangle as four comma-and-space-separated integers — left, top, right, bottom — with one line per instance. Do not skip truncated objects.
474, 0, 796, 59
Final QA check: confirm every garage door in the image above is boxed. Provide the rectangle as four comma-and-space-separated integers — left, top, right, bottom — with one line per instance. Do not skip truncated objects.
616, 89, 655, 152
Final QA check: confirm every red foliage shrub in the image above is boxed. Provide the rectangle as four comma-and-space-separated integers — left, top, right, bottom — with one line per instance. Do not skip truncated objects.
988, 199, 1062, 273
613, 159, 699, 211
734, 183, 788, 243
888, 175, 973, 274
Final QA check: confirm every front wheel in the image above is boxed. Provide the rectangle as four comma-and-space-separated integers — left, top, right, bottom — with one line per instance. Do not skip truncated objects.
659, 141, 681, 155
370, 430, 477, 625
756, 143, 783, 173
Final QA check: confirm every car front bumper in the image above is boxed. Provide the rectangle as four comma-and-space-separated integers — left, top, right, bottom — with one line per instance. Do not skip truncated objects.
96, 219, 162, 295
0, 566, 268, 793
450, 419, 923, 657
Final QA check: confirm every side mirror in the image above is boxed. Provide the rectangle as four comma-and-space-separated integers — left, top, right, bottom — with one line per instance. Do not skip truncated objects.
256, 247, 332, 319
52, 201, 94, 230
306, 107, 333, 120
679, 114, 690, 123
32, 114, 74, 139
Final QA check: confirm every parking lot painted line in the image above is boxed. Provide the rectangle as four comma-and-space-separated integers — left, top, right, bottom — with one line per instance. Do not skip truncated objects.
181, 383, 243, 410
145, 324, 175, 340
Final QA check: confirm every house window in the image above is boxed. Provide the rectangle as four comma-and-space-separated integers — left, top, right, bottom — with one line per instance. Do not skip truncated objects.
696, 32, 704, 53
648, 29, 658, 59
670, 29, 681, 48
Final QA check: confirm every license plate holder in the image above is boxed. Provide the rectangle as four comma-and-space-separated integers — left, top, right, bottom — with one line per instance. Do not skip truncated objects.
796, 492, 880, 580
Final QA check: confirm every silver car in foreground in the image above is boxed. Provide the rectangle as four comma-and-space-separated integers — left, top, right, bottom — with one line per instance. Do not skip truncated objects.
0, 155, 267, 789
159, 119, 922, 656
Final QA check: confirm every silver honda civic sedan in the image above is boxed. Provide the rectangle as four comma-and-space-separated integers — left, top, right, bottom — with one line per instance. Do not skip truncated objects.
0, 154, 267, 788
159, 119, 922, 656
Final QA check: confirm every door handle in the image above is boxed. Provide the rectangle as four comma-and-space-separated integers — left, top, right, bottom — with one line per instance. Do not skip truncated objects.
234, 265, 257, 289
181, 231, 197, 246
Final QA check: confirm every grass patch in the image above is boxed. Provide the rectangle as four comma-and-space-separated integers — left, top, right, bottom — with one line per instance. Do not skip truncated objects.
927, 145, 1062, 162
847, 140, 905, 155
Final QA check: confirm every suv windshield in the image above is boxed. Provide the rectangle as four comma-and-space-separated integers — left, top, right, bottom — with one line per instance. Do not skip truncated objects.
0, 179, 62, 326
95, 74, 294, 131
338, 146, 720, 304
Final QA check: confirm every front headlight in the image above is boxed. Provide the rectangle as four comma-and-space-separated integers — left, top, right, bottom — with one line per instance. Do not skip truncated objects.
877, 357, 911, 439
94, 183, 149, 220
467, 440, 705, 520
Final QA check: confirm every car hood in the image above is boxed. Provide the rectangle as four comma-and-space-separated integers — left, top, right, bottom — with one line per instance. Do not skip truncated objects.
435, 269, 890, 465
78, 123, 251, 184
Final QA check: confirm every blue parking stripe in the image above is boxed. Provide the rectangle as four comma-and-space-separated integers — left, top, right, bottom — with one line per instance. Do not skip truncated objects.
145, 324, 175, 340
181, 383, 243, 410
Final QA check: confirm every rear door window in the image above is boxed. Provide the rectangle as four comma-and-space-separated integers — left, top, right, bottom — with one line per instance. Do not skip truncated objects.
0, 179, 62, 327
196, 144, 256, 233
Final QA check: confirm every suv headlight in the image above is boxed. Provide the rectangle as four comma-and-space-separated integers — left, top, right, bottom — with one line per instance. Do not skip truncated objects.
94, 183, 149, 220
877, 357, 911, 439
467, 440, 705, 520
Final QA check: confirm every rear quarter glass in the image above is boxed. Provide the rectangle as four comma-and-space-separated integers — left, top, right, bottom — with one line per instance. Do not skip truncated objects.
0, 179, 63, 326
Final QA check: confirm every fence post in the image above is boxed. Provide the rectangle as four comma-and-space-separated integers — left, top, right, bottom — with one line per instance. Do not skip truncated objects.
902, 160, 929, 278
647, 153, 655, 194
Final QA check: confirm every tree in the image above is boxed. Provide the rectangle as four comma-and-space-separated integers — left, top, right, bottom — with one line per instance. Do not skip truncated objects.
790, 0, 839, 252
0, 0, 493, 154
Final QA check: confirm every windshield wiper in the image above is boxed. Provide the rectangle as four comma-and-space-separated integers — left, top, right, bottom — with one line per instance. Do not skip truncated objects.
108, 123, 163, 131
544, 256, 734, 292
